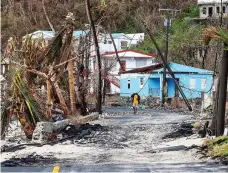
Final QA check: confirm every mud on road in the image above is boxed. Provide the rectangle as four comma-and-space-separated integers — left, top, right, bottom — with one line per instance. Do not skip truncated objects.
1, 108, 227, 172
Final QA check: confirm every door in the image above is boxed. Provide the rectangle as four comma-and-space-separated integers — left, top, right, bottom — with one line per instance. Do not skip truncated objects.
119, 61, 126, 72
209, 7, 213, 17
174, 79, 180, 97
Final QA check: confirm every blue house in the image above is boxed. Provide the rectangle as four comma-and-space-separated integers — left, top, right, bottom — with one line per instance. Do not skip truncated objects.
120, 62, 213, 99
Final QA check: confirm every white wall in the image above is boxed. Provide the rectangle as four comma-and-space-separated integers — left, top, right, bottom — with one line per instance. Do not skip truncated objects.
199, 3, 228, 18
108, 57, 155, 75
90, 33, 145, 55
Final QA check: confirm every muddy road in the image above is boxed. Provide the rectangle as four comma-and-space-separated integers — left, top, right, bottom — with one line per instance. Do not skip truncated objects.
1, 108, 228, 172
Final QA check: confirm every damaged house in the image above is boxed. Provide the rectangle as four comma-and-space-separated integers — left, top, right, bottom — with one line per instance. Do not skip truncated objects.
120, 62, 213, 100
198, 0, 228, 18
90, 50, 157, 94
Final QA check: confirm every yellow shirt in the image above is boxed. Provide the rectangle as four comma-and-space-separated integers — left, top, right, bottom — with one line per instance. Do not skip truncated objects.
133, 95, 139, 104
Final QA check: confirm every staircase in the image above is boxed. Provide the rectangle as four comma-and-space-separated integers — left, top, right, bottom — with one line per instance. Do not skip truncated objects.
101, 72, 120, 88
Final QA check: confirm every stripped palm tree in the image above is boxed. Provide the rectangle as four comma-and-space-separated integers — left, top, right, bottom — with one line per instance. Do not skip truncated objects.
203, 26, 228, 45
1, 13, 81, 138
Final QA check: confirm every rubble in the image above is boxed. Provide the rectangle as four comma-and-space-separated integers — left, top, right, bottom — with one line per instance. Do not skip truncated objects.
32, 122, 54, 143
162, 122, 194, 139
1, 154, 58, 166
53, 119, 70, 133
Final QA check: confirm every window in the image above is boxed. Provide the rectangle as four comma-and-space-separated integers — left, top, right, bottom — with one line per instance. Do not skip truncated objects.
189, 78, 196, 89
128, 79, 130, 89
108, 40, 112, 44
201, 79, 207, 90
104, 40, 107, 44
202, 7, 207, 15
223, 6, 226, 13
140, 78, 144, 88
208, 7, 213, 17
217, 7, 220, 13
121, 41, 128, 50
136, 59, 147, 68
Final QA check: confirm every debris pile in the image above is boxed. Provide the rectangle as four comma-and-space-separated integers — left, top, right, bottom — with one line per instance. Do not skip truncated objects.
1, 121, 107, 153
162, 122, 194, 139
1, 13, 94, 141
1, 154, 58, 167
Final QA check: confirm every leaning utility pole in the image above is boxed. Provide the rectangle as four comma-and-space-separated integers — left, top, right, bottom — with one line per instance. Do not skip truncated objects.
162, 15, 171, 106
159, 9, 179, 106
86, 0, 102, 114
216, 19, 228, 136
140, 19, 192, 111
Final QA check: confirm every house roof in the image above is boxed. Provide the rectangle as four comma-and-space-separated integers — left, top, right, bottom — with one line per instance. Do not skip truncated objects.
126, 33, 144, 40
154, 62, 213, 74
27, 30, 131, 40
27, 30, 90, 40
121, 63, 163, 74
100, 50, 156, 58
198, 0, 228, 4
121, 62, 213, 74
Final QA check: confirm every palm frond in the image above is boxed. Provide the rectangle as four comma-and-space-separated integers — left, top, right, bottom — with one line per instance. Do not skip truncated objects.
42, 28, 66, 66
13, 72, 47, 127
203, 26, 228, 45
1, 101, 12, 138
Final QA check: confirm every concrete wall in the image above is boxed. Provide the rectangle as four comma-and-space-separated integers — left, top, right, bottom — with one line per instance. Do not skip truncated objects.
97, 34, 145, 54
199, 3, 228, 18
120, 73, 213, 99
120, 73, 151, 97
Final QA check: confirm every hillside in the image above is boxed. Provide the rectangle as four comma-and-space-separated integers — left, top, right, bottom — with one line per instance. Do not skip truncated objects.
1, 0, 197, 50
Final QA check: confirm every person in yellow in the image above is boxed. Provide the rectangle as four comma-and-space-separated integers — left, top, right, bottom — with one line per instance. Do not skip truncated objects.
131, 93, 140, 114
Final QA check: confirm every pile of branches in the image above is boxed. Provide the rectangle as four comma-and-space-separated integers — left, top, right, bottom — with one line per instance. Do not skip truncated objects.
1, 13, 91, 139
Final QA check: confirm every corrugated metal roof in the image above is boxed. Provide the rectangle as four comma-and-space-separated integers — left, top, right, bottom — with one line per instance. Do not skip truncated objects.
154, 63, 213, 73
120, 64, 163, 74
121, 62, 213, 74
28, 30, 129, 39
111, 33, 126, 38
100, 50, 156, 58
198, 0, 228, 4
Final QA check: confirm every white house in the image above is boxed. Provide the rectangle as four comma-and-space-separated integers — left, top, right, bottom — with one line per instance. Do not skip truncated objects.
26, 30, 146, 94
27, 30, 144, 55
198, 0, 228, 18
89, 50, 157, 94
90, 33, 144, 56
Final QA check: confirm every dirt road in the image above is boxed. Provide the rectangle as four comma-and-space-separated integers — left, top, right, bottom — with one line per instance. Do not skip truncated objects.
1, 108, 227, 172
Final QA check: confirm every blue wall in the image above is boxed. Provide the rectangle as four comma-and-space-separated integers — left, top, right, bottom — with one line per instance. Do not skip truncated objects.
120, 73, 213, 99
120, 74, 150, 97
167, 78, 175, 97
161, 73, 213, 99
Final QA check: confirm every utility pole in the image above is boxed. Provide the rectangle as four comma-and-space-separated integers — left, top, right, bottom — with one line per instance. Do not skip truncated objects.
86, 0, 102, 114
162, 16, 171, 106
159, 9, 179, 106
210, 0, 224, 135
140, 19, 192, 111
220, 0, 223, 27
216, 18, 228, 136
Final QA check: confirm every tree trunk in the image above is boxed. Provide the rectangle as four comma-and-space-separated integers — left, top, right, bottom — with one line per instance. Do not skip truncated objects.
42, 0, 55, 32
109, 28, 124, 71
51, 77, 69, 117
86, 0, 102, 114
216, 43, 228, 136
46, 79, 52, 118
68, 60, 77, 114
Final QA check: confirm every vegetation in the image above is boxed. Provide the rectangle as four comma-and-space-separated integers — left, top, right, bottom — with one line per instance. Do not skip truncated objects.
130, 4, 222, 70
1, 13, 90, 138
204, 136, 228, 160
1, 0, 196, 50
